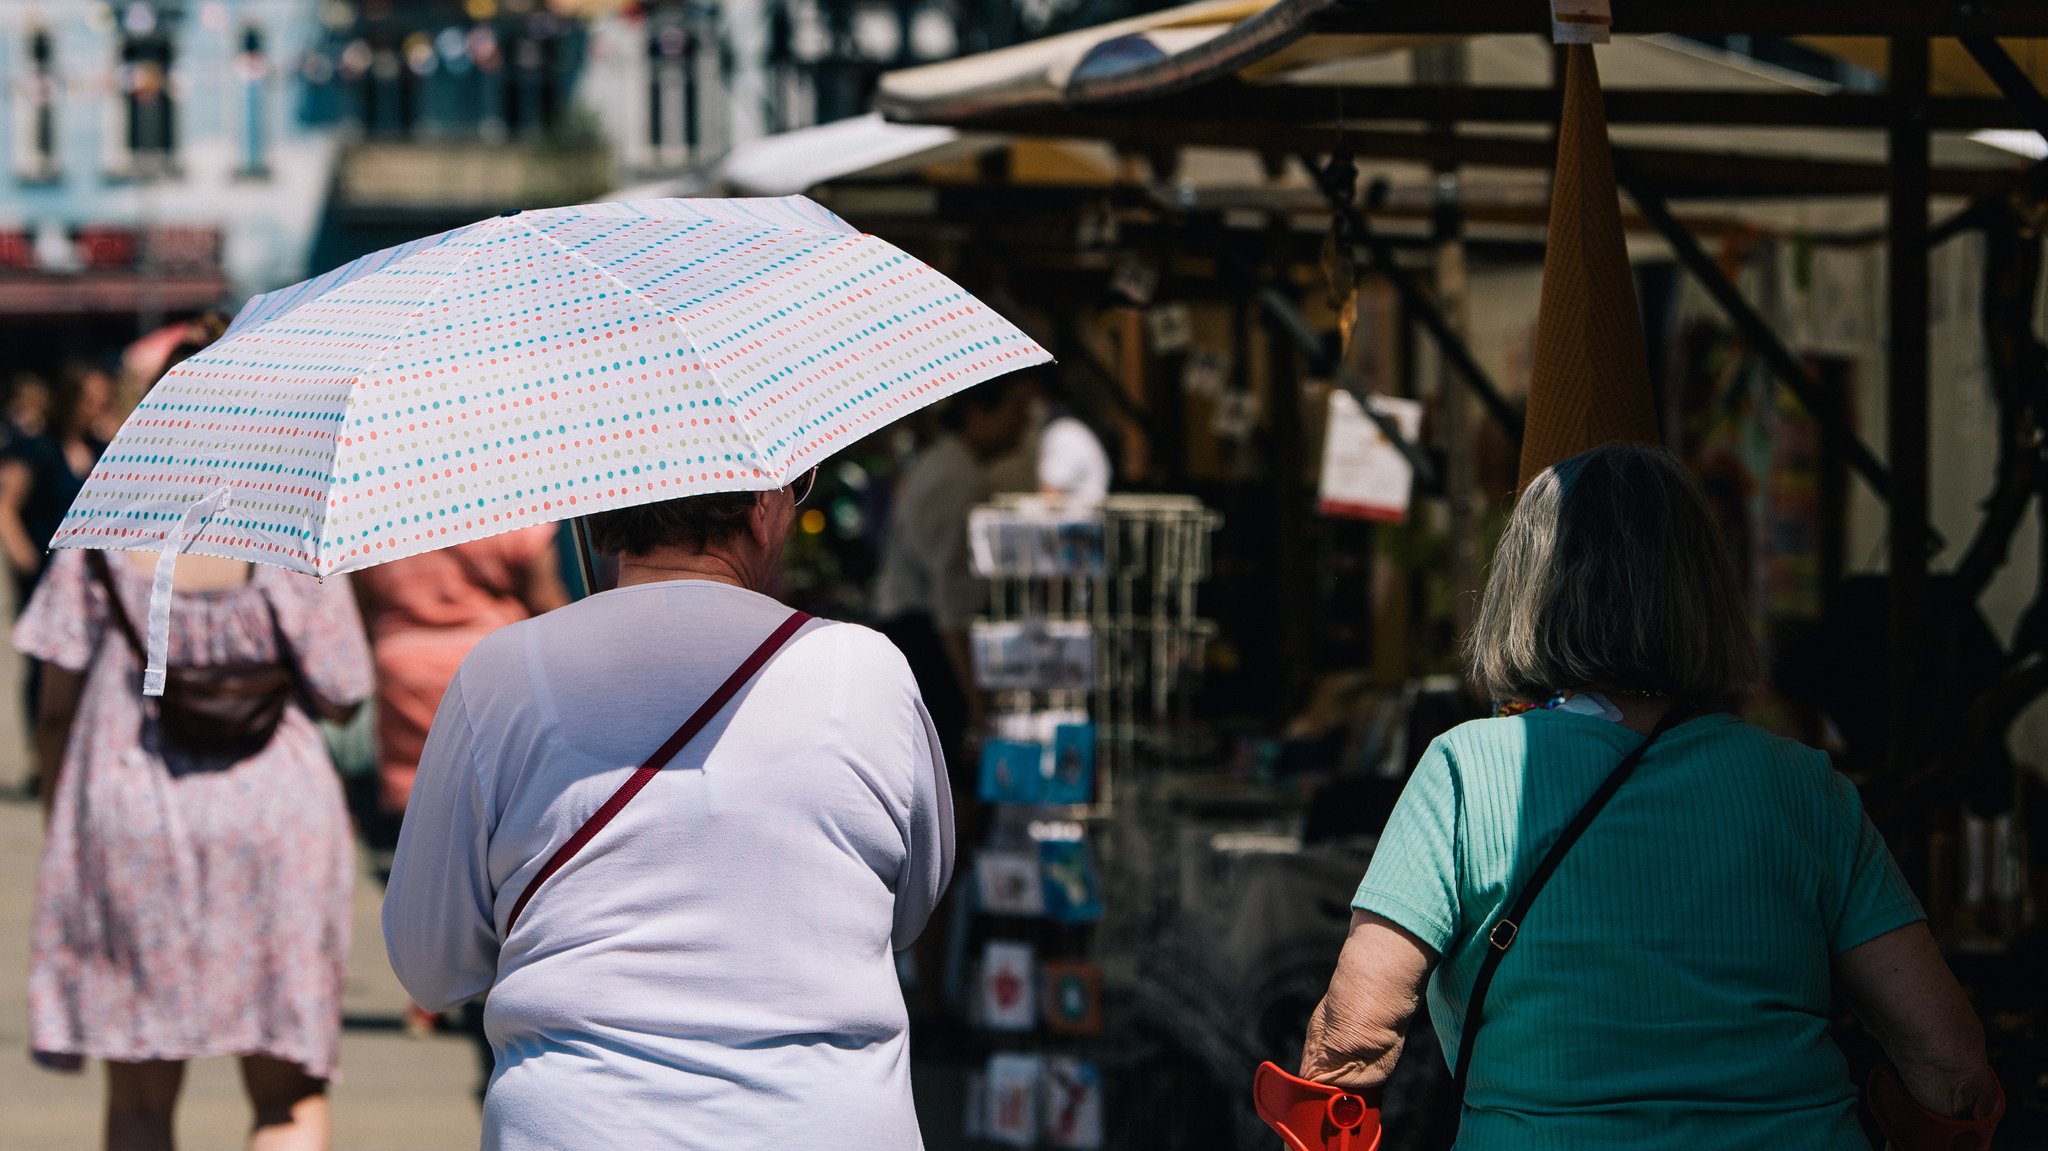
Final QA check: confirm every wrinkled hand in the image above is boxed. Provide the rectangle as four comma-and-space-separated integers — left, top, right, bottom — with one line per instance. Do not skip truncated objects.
1299, 993, 1400, 1094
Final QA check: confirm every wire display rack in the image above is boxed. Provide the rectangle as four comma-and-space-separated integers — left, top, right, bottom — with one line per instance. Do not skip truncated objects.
974, 493, 1221, 814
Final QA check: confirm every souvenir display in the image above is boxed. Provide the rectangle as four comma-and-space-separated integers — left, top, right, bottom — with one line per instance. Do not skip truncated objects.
962, 1070, 987, 1141
1042, 1056, 1106, 1150
976, 851, 1047, 916
969, 503, 1107, 578
1040, 837, 1106, 923
979, 940, 1039, 1031
984, 1052, 1045, 1147
979, 739, 1046, 804
1042, 960, 1105, 1036
994, 707, 1090, 745
1043, 723, 1097, 805
972, 619, 1097, 692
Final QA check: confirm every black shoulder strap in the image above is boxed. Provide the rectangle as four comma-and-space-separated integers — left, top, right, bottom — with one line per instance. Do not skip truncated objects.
85, 550, 146, 658
1451, 704, 1694, 1103
85, 549, 300, 677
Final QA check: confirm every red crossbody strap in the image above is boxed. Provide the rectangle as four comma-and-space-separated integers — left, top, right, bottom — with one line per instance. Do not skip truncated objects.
504, 609, 811, 934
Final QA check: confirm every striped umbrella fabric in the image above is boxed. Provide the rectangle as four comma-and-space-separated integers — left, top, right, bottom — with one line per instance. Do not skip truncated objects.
55, 196, 1049, 577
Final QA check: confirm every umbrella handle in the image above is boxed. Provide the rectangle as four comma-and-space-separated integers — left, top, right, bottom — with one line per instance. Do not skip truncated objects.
569, 516, 600, 600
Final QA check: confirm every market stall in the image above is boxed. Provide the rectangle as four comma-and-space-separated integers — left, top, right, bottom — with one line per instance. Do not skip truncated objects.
656, 6, 2048, 1144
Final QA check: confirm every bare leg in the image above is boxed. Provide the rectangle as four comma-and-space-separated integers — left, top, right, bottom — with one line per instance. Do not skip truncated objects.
105, 1060, 185, 1151
239, 1056, 329, 1151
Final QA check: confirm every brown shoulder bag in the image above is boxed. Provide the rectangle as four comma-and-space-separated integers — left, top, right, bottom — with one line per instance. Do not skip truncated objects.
87, 550, 301, 760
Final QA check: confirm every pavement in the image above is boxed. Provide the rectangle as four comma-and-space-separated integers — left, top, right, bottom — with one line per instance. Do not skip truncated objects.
0, 794, 486, 1150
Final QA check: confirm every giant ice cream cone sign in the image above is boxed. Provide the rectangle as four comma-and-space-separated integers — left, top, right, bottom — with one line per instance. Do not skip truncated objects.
1517, 44, 1656, 491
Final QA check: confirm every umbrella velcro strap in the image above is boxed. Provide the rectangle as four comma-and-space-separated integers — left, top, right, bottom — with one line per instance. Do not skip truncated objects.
143, 490, 235, 697
503, 608, 812, 935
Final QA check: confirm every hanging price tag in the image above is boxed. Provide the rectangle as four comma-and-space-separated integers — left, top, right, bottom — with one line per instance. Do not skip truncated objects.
1317, 391, 1423, 523
1550, 0, 1611, 43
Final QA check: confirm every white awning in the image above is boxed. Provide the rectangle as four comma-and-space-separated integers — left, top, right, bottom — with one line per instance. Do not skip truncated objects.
718, 114, 975, 197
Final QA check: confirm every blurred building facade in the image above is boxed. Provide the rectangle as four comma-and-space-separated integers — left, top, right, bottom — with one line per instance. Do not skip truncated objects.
0, 0, 1168, 378
0, 0, 334, 373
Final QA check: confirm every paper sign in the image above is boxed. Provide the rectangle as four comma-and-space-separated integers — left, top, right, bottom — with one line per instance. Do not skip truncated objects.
1183, 348, 1231, 398
1145, 303, 1193, 354
1550, 0, 1610, 43
1211, 389, 1261, 440
1317, 390, 1424, 524
1111, 256, 1159, 306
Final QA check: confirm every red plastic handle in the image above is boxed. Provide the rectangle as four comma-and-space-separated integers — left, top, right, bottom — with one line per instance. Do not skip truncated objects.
1253, 1062, 1382, 1151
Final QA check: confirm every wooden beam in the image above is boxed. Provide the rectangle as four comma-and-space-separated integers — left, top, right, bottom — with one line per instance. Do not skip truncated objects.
1887, 35, 1933, 773
1959, 37, 2048, 139
1313, 0, 2048, 37
1127, 84, 2032, 131
947, 113, 2011, 198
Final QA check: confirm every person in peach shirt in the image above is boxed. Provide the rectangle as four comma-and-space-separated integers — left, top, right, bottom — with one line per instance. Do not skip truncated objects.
355, 529, 570, 819
353, 528, 568, 1032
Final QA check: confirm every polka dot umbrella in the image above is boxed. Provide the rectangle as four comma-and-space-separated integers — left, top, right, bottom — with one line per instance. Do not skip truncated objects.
52, 196, 1050, 693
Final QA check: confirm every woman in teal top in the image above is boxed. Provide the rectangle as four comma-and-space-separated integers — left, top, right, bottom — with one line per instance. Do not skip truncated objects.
1299, 444, 1997, 1149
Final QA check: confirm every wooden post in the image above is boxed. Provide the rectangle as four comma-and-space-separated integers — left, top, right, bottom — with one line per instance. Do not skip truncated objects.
1886, 36, 1930, 773
1266, 215, 1311, 708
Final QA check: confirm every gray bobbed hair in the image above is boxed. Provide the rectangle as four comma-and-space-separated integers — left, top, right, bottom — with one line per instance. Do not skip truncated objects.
1467, 442, 1758, 703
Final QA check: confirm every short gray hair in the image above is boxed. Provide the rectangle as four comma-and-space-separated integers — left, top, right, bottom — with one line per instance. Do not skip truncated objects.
1467, 443, 1757, 702
585, 491, 757, 557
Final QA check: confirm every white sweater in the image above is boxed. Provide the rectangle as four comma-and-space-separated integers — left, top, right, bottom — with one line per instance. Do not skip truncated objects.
383, 580, 953, 1150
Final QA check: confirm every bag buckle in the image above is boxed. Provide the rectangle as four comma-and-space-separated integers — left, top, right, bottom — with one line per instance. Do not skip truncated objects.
1487, 919, 1519, 951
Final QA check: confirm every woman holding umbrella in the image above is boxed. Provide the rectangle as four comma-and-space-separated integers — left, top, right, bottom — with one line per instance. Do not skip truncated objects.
44, 197, 1048, 1150
383, 476, 954, 1148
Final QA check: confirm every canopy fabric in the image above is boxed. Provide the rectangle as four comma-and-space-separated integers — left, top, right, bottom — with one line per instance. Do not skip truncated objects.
1520, 44, 1656, 491
717, 114, 974, 198
876, 0, 1282, 122
878, 0, 2035, 178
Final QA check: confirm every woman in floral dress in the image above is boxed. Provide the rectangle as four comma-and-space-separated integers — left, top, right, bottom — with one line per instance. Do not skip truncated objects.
16, 546, 374, 1151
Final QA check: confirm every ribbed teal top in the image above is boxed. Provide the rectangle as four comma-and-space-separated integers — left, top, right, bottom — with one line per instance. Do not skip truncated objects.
1354, 709, 1923, 1150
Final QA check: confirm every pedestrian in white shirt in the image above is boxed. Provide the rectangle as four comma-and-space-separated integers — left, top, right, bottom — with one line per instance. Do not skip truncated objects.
1031, 377, 1113, 504
871, 378, 1031, 1024
872, 377, 1033, 761
383, 477, 954, 1151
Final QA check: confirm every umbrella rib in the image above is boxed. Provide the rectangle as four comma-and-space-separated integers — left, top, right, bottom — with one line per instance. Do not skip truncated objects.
201, 224, 478, 368
506, 214, 780, 486
312, 224, 497, 572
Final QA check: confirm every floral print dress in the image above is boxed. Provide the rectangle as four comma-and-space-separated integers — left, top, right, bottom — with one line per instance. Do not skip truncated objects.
15, 549, 374, 1079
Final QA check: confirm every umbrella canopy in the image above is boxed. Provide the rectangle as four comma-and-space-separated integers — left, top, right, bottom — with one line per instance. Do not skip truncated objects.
54, 196, 1049, 693
56, 196, 1047, 576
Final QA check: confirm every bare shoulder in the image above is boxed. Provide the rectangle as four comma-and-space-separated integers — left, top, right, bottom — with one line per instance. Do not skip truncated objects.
119, 548, 252, 591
